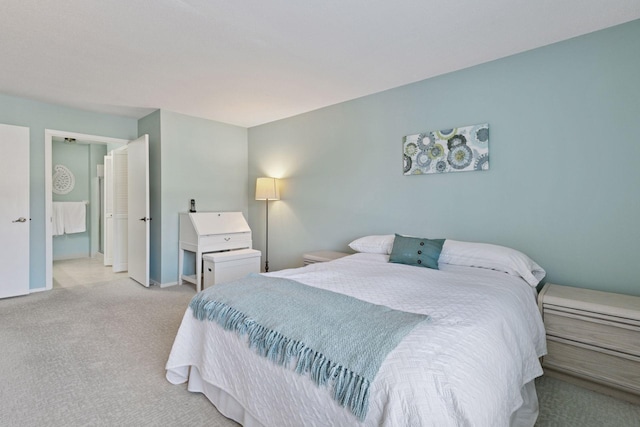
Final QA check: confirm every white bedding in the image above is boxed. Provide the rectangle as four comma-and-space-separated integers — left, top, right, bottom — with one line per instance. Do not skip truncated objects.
166, 253, 547, 426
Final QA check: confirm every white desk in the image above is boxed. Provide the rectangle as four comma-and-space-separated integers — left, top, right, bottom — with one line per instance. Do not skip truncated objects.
178, 212, 253, 292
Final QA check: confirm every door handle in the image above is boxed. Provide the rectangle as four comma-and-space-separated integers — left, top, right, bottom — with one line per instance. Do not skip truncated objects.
12, 217, 27, 223
139, 217, 152, 222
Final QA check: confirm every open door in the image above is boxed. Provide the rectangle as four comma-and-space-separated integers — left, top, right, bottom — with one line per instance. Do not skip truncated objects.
111, 146, 128, 273
0, 124, 30, 298
103, 154, 113, 266
127, 135, 150, 287
103, 135, 149, 285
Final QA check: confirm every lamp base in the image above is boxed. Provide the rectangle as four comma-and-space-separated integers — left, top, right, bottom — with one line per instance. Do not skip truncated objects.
264, 260, 269, 273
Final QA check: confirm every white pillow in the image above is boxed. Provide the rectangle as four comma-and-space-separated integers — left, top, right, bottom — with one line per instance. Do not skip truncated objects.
439, 239, 545, 286
348, 235, 395, 255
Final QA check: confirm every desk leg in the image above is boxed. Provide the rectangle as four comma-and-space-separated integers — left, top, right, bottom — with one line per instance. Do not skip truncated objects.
196, 250, 202, 293
178, 248, 184, 285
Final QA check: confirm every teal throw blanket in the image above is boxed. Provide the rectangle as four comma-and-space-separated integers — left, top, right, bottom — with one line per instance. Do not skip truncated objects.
190, 273, 429, 421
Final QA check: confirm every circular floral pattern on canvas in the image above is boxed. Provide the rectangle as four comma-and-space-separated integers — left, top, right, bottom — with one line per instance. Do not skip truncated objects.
403, 154, 412, 173
415, 150, 431, 168
404, 142, 418, 156
448, 144, 473, 169
471, 124, 489, 146
52, 164, 75, 195
436, 128, 457, 140
447, 134, 467, 150
474, 153, 490, 170
426, 143, 445, 159
416, 132, 433, 150
402, 123, 489, 175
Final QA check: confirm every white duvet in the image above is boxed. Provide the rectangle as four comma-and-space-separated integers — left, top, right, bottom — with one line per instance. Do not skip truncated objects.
166, 253, 547, 426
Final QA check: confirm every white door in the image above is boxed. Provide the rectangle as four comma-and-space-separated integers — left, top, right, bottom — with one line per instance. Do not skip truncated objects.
0, 124, 30, 298
111, 146, 128, 273
103, 154, 113, 266
127, 135, 150, 286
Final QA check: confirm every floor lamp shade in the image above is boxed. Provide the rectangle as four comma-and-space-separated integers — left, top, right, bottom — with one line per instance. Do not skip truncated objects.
255, 177, 280, 200
255, 177, 279, 272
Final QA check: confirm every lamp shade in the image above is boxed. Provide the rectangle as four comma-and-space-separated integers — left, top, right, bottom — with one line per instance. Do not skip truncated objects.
255, 177, 280, 201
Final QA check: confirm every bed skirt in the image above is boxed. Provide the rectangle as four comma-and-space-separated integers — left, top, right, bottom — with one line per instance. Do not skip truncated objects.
187, 366, 265, 427
185, 365, 539, 427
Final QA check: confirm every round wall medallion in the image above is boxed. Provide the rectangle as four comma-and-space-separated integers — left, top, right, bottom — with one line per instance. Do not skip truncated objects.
52, 164, 75, 195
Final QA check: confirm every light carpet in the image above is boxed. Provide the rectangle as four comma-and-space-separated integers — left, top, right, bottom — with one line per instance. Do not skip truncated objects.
1, 278, 638, 426
0, 278, 237, 427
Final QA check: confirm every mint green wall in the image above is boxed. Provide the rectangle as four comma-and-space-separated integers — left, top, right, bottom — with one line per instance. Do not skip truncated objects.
139, 110, 248, 285
248, 20, 640, 296
0, 93, 138, 290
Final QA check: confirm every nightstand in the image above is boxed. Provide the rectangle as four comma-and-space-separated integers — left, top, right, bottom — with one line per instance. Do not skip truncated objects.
303, 251, 349, 266
538, 283, 640, 404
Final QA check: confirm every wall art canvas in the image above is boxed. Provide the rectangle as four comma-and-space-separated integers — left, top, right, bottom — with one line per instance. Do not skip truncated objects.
403, 123, 489, 175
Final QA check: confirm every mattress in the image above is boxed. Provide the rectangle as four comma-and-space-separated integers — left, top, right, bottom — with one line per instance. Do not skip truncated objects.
166, 253, 547, 426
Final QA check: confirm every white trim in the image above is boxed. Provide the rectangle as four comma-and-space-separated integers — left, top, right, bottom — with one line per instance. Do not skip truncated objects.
45, 129, 128, 291
52, 253, 98, 261
154, 279, 179, 288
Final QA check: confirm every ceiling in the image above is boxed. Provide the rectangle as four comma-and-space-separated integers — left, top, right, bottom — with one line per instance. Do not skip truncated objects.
2, 1, 639, 127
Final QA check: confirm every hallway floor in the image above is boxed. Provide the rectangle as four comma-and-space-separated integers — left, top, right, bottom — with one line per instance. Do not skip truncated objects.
53, 257, 128, 288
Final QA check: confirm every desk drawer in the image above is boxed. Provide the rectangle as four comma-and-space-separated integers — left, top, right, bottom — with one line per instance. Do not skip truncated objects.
199, 232, 251, 249
545, 310, 640, 356
545, 339, 640, 394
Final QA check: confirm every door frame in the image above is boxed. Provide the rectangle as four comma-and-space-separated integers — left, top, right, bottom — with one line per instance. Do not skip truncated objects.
44, 129, 128, 291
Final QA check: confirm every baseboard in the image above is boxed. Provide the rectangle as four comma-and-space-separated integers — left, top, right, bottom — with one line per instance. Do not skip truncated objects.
53, 253, 92, 261
150, 279, 182, 289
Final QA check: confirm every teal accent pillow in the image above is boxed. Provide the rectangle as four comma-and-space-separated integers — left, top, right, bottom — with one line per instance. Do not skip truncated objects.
389, 234, 445, 270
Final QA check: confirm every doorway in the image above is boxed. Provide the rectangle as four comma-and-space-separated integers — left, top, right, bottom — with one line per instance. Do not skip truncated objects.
50, 135, 128, 288
45, 130, 128, 290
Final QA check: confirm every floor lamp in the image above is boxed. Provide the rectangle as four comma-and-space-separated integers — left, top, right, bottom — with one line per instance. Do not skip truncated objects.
255, 177, 280, 272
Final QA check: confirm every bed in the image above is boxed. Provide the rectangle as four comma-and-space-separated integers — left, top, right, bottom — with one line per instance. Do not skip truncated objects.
166, 236, 547, 426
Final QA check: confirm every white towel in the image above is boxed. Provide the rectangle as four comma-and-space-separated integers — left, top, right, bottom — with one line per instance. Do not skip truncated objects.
51, 202, 65, 236
62, 202, 86, 234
